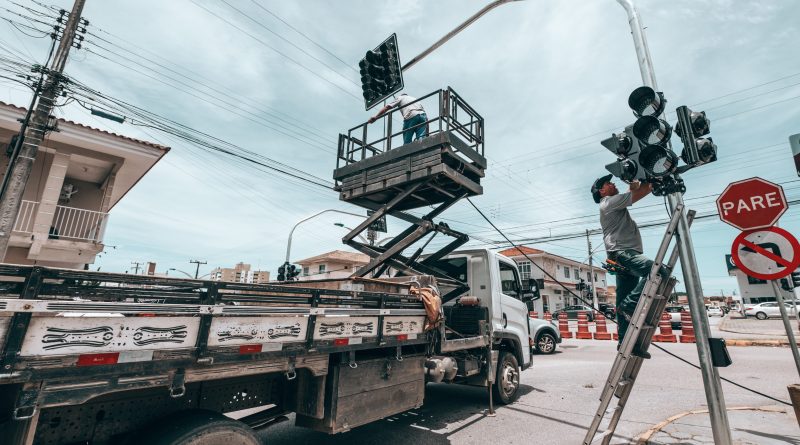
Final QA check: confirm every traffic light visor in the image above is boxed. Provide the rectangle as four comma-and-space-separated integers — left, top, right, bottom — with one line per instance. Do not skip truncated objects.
639, 145, 678, 177
633, 116, 672, 146
628, 86, 665, 117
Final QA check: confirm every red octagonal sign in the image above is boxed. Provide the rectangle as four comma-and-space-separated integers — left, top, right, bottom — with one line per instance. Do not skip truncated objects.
716, 177, 787, 231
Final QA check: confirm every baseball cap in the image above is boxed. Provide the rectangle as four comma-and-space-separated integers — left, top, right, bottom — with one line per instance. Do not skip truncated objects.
591, 174, 613, 204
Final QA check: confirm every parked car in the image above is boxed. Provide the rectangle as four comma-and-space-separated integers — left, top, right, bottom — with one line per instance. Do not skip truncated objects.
707, 306, 723, 317
664, 305, 685, 329
529, 317, 562, 354
746, 302, 798, 320
552, 305, 596, 322
598, 303, 616, 319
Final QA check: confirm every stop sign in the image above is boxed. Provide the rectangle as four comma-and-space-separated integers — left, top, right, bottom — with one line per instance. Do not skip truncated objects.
716, 177, 787, 231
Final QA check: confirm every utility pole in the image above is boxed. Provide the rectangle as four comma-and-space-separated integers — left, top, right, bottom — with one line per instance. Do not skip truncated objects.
0, 0, 87, 260
130, 261, 143, 275
616, 1, 732, 443
189, 259, 207, 279
586, 229, 598, 309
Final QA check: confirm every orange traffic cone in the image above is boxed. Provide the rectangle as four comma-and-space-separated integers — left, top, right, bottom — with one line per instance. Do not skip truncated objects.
654, 312, 677, 342
558, 312, 573, 339
576, 312, 593, 339
529, 311, 539, 319
544, 312, 552, 322
593, 312, 613, 340
679, 311, 695, 343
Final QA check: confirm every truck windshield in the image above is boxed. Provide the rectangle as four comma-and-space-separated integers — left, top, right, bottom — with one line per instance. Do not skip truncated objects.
499, 261, 521, 298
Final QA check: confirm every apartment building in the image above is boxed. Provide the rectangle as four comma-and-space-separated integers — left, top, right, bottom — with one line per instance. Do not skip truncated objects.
209, 262, 270, 284
498, 245, 608, 314
0, 101, 169, 269
295, 250, 369, 280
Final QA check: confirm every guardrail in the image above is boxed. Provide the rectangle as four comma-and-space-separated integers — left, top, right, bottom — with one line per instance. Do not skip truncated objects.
51, 205, 109, 243
12, 200, 38, 234
336, 87, 484, 169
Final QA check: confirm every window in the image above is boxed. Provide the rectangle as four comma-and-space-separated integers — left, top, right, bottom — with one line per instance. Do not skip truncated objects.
518, 261, 532, 280
318, 264, 326, 273
564, 267, 570, 279
554, 289, 562, 295
302, 266, 309, 276
574, 269, 579, 280
587, 272, 592, 282
499, 261, 521, 299
747, 276, 767, 285
594, 272, 598, 282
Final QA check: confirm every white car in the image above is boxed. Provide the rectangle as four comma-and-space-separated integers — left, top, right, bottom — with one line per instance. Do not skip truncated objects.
746, 302, 798, 320
706, 306, 723, 317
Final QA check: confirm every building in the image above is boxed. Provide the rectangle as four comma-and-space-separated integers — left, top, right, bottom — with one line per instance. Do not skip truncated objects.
498, 246, 608, 314
0, 101, 169, 269
724, 254, 795, 305
295, 250, 369, 280
209, 262, 270, 284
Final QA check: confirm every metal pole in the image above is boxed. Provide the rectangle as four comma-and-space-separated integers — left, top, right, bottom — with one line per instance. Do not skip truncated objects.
285, 209, 367, 263
771, 280, 800, 377
587, 229, 599, 309
615, 1, 732, 443
401, 0, 523, 72
0, 0, 86, 259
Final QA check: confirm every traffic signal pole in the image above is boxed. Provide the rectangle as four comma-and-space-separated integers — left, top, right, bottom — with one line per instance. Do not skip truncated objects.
615, 1, 732, 444
0, 0, 87, 260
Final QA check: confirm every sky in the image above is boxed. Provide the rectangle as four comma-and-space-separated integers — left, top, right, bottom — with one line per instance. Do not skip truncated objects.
0, 0, 798, 294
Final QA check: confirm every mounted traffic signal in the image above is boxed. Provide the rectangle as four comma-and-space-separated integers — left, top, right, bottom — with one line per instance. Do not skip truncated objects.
359, 33, 404, 110
277, 263, 287, 282
628, 86, 666, 118
288, 264, 300, 280
792, 270, 800, 288
603, 126, 647, 182
676, 106, 717, 168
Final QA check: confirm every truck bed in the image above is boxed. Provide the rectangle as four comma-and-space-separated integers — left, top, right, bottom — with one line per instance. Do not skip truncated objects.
0, 265, 429, 415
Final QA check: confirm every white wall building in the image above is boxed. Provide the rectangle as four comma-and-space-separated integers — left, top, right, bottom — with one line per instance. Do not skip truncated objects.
725, 254, 795, 304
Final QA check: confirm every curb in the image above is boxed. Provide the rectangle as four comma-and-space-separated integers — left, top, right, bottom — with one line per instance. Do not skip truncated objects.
725, 338, 790, 347
634, 405, 787, 444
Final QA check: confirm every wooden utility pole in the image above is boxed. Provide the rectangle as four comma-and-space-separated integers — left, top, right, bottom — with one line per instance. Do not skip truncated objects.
189, 259, 207, 279
0, 0, 87, 259
130, 261, 143, 275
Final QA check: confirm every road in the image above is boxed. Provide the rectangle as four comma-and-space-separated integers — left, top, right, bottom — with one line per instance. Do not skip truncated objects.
255, 335, 798, 444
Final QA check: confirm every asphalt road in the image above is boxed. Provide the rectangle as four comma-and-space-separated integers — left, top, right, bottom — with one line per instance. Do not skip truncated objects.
255, 334, 797, 444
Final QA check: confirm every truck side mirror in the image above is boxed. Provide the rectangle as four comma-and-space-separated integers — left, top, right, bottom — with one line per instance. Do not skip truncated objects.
521, 278, 541, 302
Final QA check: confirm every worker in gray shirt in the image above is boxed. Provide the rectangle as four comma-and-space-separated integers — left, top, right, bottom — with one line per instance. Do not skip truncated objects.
368, 93, 428, 145
591, 174, 668, 358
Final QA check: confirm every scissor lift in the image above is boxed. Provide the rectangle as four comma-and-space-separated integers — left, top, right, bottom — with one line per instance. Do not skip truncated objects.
333, 88, 485, 301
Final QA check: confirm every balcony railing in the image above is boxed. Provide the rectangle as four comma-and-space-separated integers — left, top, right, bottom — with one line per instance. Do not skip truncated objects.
52, 205, 109, 243
13, 200, 38, 234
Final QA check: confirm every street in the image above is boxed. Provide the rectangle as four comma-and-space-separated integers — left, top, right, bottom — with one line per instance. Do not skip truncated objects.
256, 335, 799, 444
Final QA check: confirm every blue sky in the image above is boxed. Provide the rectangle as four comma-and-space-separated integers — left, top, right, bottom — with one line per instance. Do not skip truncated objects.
0, 0, 798, 295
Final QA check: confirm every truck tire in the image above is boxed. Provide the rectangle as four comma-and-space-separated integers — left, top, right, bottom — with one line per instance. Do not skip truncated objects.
535, 332, 557, 354
133, 409, 261, 445
493, 351, 520, 404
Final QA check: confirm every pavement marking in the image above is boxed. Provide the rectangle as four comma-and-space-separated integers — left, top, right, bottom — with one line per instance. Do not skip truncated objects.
634, 405, 788, 444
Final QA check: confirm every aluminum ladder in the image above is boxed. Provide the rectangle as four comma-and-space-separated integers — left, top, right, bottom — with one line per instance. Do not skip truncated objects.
583, 205, 694, 445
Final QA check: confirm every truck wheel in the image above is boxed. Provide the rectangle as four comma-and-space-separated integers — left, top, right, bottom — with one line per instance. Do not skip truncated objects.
493, 351, 520, 404
536, 332, 557, 354
134, 409, 260, 445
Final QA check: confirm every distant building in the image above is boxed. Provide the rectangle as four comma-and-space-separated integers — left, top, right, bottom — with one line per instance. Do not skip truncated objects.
498, 246, 607, 314
725, 254, 794, 304
209, 262, 270, 284
295, 250, 369, 280
0, 101, 169, 269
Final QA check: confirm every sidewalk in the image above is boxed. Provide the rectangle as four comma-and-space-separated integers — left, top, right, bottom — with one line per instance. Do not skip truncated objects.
635, 405, 799, 444
720, 316, 800, 337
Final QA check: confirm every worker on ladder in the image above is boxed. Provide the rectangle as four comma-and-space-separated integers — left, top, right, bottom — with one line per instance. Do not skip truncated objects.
591, 174, 669, 359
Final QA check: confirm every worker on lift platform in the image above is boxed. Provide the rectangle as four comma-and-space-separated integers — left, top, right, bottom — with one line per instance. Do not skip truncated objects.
368, 93, 428, 145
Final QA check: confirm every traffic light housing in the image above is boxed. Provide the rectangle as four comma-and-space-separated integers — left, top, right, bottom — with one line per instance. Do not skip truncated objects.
676, 106, 717, 168
359, 33, 404, 110
288, 264, 300, 280
791, 270, 800, 288
781, 278, 793, 291
603, 126, 648, 182
277, 263, 287, 282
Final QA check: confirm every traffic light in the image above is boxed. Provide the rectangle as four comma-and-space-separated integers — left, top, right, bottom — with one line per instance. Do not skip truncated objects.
629, 87, 677, 178
603, 126, 647, 182
359, 33, 404, 110
287, 264, 300, 280
780, 278, 793, 291
792, 270, 800, 288
277, 263, 287, 282
676, 106, 717, 168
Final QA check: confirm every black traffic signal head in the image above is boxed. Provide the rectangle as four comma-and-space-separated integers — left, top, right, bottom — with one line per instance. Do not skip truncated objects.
277, 263, 287, 281
676, 106, 717, 168
675, 110, 710, 137
628, 86, 666, 117
639, 144, 678, 177
601, 132, 634, 156
792, 270, 800, 287
632, 115, 672, 146
288, 264, 300, 279
603, 126, 648, 182
781, 278, 793, 291
605, 158, 640, 182
359, 33, 404, 110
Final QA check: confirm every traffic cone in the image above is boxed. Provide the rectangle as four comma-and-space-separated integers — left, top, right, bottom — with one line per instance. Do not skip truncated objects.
576, 312, 593, 339
558, 312, 573, 339
679, 311, 695, 343
593, 312, 613, 340
544, 312, 552, 322
654, 312, 677, 342
529, 311, 539, 319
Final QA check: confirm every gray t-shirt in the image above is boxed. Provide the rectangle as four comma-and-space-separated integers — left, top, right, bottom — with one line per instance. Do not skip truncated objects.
388, 95, 425, 120
600, 192, 643, 254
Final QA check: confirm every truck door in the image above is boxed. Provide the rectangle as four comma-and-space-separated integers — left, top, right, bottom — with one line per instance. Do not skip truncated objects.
497, 259, 531, 367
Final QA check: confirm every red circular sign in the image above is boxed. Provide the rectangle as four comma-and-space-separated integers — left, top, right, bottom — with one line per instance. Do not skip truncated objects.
716, 177, 787, 231
731, 227, 800, 281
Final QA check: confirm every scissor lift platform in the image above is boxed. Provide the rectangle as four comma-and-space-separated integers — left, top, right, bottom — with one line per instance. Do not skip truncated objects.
334, 131, 486, 211
333, 88, 485, 297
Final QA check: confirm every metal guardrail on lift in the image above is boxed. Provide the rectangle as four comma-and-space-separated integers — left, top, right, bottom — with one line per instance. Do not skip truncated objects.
336, 87, 485, 171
